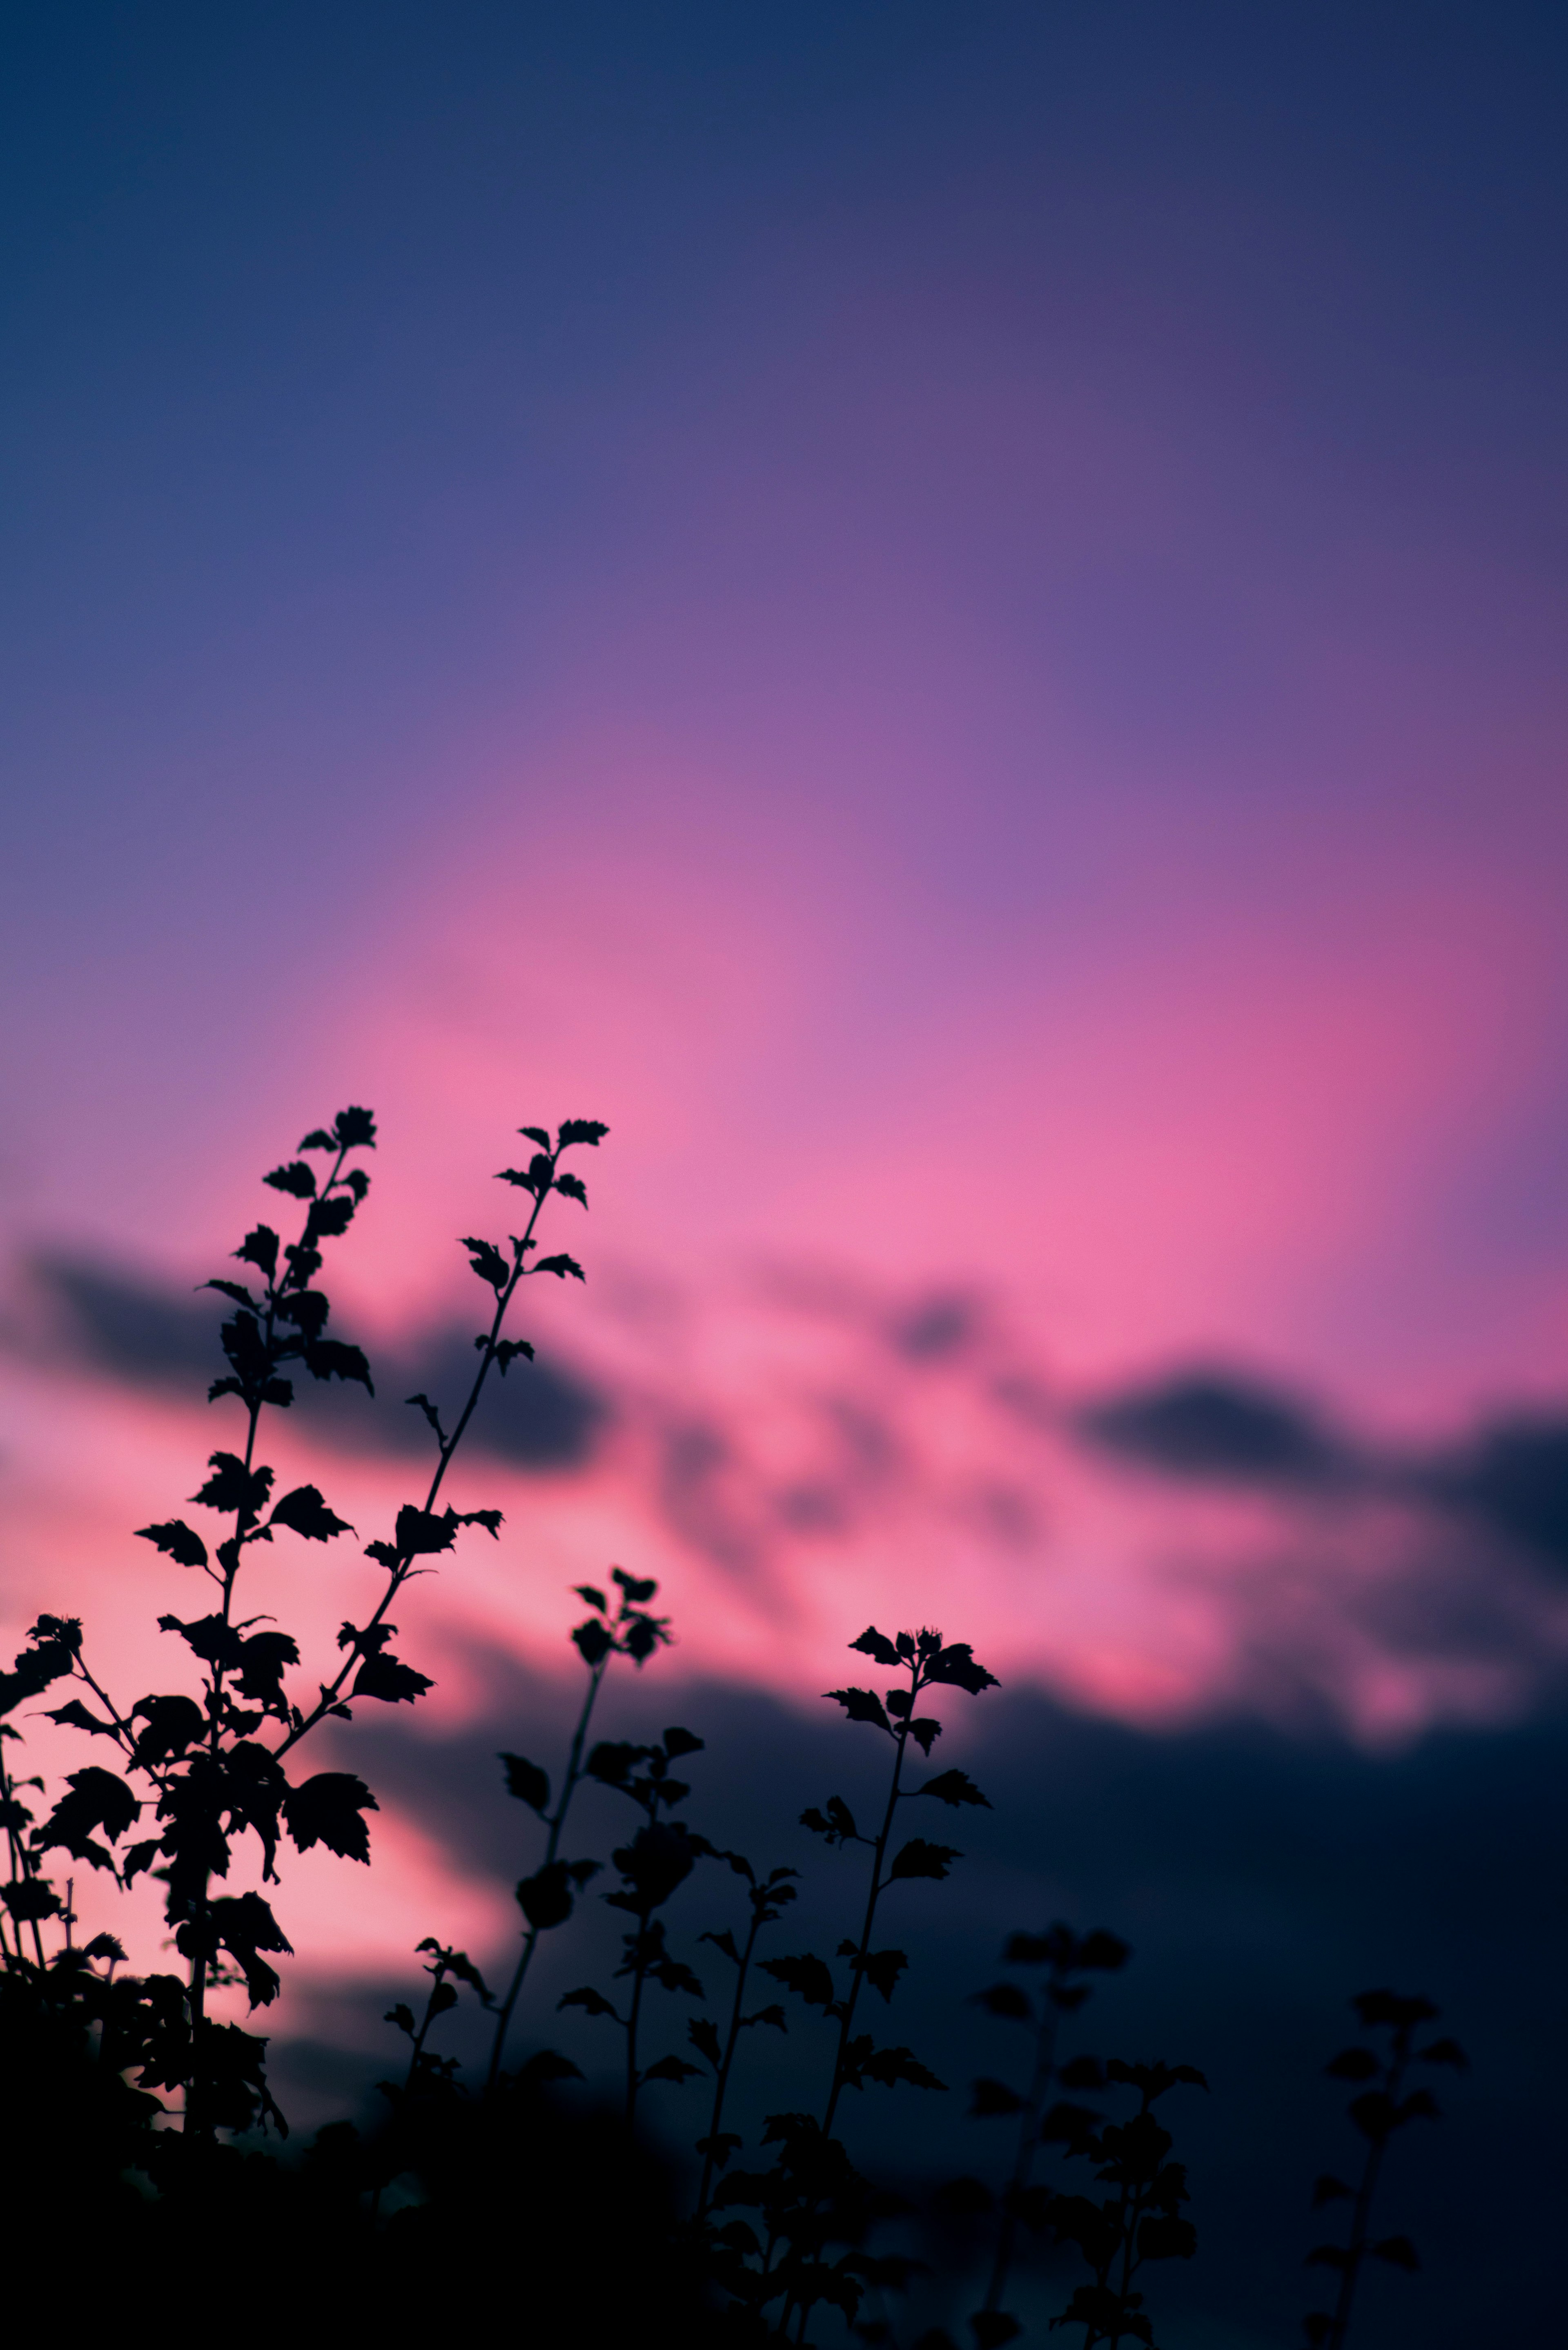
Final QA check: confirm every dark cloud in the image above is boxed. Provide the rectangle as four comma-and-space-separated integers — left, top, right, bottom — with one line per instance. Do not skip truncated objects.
889, 1291, 979, 1362
316, 1658, 1568, 2349
1425, 1417, 1568, 1576
31, 1254, 606, 1472
1078, 1369, 1346, 1485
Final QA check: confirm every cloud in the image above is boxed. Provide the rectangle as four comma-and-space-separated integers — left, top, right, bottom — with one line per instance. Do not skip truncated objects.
1076, 1369, 1348, 1486
1422, 1417, 1568, 1577
31, 1253, 606, 1474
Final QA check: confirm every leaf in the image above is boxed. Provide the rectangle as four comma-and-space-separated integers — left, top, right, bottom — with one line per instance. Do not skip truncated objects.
554, 1172, 588, 1207
849, 1625, 903, 1669
500, 1753, 550, 1814
517, 1862, 575, 1930
459, 1236, 511, 1291
1312, 2174, 1355, 2209
1419, 2037, 1468, 2070
860, 1948, 909, 2003
519, 1126, 551, 1148
236, 1629, 300, 1704
268, 1485, 354, 1542
158, 1612, 244, 1668
352, 1652, 433, 1705
3, 1878, 61, 1921
235, 1226, 280, 1277
135, 1520, 210, 1569
303, 1339, 373, 1391
559, 1985, 619, 2019
888, 1838, 962, 1882
45, 1699, 120, 1739
573, 1618, 614, 1666
305, 1194, 356, 1241
918, 1769, 990, 1808
1137, 2216, 1197, 2262
858, 2043, 946, 2091
191, 1453, 274, 1518
514, 2049, 584, 2088
129, 1693, 207, 1767
493, 1339, 534, 1373
973, 1983, 1032, 2022
535, 1253, 586, 1281
283, 1773, 378, 1862
662, 1726, 705, 1758
1372, 2236, 1419, 2271
700, 1927, 742, 1965
264, 1162, 317, 1198
923, 1643, 1000, 1695
826, 1687, 892, 1735
970, 2317, 1022, 2349
641, 2054, 702, 2086
906, 1718, 943, 1756
688, 2016, 723, 2068
34, 1767, 140, 1867
331, 1106, 376, 1149
121, 1839, 161, 1887
205, 1279, 258, 1309
742, 2004, 786, 2033
970, 2077, 1027, 2117
760, 1953, 836, 2009
556, 1119, 608, 1148
393, 1504, 459, 1556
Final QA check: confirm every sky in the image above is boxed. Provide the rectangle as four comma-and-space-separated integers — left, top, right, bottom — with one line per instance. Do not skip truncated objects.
2, 8, 1568, 2336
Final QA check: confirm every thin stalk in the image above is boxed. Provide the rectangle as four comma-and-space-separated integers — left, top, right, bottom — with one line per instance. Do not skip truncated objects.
1326, 2035, 1411, 2350
982, 1983, 1062, 2313
821, 1659, 920, 2138
696, 1901, 767, 2217
485, 1650, 610, 2089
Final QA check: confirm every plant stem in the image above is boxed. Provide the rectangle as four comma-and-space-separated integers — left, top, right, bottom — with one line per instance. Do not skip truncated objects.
1326, 2030, 1412, 2350
696, 1900, 766, 2217
821, 1658, 920, 2138
982, 1970, 1064, 2313
485, 1648, 611, 2089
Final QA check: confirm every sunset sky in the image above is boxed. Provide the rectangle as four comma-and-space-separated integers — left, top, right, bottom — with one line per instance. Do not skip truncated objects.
2, 11, 1566, 2335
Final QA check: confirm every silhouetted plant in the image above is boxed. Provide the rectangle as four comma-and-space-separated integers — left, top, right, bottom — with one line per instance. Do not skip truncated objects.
558, 1726, 715, 2117
7, 1105, 605, 2142
1046, 2058, 1205, 2347
1303, 1989, 1465, 2348
486, 1567, 673, 2086
709, 1622, 999, 2341
951, 1924, 1131, 2347
692, 1855, 797, 2214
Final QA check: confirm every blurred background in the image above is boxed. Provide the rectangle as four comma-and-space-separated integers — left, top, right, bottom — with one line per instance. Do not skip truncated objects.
3, 5, 1567, 2340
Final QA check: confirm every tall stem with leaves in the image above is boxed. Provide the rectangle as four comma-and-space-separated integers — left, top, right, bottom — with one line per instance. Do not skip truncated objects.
1304, 1990, 1465, 2349
485, 1570, 673, 2088
691, 1857, 797, 2214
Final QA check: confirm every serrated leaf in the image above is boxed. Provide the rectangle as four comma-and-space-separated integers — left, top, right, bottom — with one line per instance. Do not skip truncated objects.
135, 1520, 209, 1569
283, 1773, 377, 1862
269, 1485, 354, 1542
917, 1768, 990, 1808
500, 1752, 550, 1813
887, 1837, 962, 1882
849, 1625, 903, 1668
826, 1686, 892, 1734
535, 1253, 586, 1281
264, 1161, 316, 1198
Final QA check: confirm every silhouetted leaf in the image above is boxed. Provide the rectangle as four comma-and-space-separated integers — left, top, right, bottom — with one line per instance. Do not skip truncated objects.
1372, 2236, 1419, 2270
663, 1726, 704, 1758
974, 1982, 1032, 2021
906, 1718, 943, 1756
136, 1517, 212, 1568
1419, 2037, 1468, 2069
923, 1643, 1000, 1695
191, 1452, 274, 1518
826, 1686, 892, 1734
45, 1698, 119, 1739
500, 1752, 550, 1813
861, 1948, 909, 2002
971, 2077, 1026, 2117
918, 1769, 990, 1808
460, 1236, 511, 1290
303, 1339, 372, 1390
493, 1339, 534, 1373
849, 1626, 903, 1668
264, 1162, 317, 1198
760, 1953, 836, 2009
235, 1225, 279, 1276
559, 1985, 619, 2019
283, 1773, 377, 1862
1312, 2174, 1355, 2209
535, 1253, 586, 1281
573, 1617, 614, 1665
3, 1878, 61, 1920
236, 1628, 300, 1704
269, 1485, 354, 1541
858, 2043, 946, 2091
351, 1650, 433, 1704
35, 1766, 139, 1867
557, 1119, 608, 1148
205, 1279, 258, 1309
518, 1862, 575, 1930
888, 1837, 961, 1882
688, 2016, 723, 2068
129, 1692, 206, 1766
